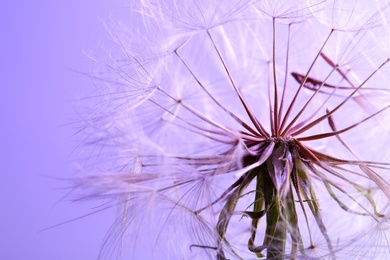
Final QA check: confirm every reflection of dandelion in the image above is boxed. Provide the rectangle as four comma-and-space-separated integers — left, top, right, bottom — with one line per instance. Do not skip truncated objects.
75, 0, 390, 259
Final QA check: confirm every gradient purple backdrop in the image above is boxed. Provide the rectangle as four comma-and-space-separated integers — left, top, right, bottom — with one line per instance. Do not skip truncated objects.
1, 1, 131, 259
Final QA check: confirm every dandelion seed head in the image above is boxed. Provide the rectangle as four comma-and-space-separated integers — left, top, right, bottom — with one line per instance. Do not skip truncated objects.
74, 0, 390, 259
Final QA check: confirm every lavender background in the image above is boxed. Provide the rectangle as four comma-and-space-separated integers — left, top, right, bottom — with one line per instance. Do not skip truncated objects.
1, 1, 129, 259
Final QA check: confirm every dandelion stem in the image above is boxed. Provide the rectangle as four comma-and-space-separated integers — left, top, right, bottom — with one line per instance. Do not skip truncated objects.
262, 164, 287, 260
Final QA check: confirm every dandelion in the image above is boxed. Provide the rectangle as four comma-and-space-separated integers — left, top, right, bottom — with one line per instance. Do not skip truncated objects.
75, 0, 390, 259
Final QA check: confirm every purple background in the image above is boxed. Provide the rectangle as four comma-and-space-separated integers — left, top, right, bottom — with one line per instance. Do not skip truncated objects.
1, 1, 128, 259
